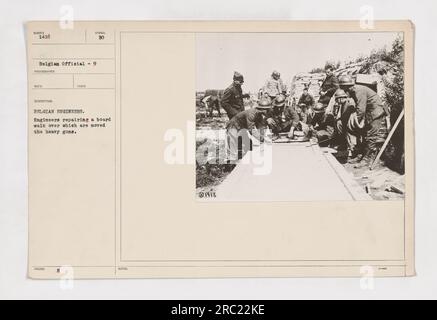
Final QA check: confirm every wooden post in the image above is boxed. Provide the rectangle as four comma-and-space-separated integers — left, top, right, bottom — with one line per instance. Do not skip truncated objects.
369, 109, 404, 170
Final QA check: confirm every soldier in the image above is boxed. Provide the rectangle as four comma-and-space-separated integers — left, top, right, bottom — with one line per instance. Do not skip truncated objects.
266, 94, 300, 140
309, 102, 336, 147
310, 101, 327, 129
338, 75, 388, 165
318, 63, 339, 106
297, 86, 315, 124
242, 93, 253, 108
201, 94, 221, 117
262, 70, 286, 101
333, 89, 363, 159
221, 71, 245, 120
226, 97, 271, 162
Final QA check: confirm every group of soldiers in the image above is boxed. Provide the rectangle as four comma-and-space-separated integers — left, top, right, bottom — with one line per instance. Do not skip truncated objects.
202, 65, 389, 167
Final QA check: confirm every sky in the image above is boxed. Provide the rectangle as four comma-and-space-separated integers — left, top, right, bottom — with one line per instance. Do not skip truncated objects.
196, 32, 401, 93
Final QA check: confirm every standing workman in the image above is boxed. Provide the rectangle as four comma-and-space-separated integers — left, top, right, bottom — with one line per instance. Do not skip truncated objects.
263, 70, 286, 101
297, 85, 315, 124
226, 97, 271, 162
318, 63, 339, 107
266, 94, 300, 140
338, 75, 388, 165
221, 71, 245, 120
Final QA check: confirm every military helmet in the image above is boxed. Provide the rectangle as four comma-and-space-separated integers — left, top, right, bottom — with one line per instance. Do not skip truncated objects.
313, 102, 327, 113
325, 63, 335, 71
273, 94, 286, 107
335, 89, 348, 99
256, 97, 272, 109
233, 71, 244, 82
272, 70, 280, 77
339, 75, 355, 86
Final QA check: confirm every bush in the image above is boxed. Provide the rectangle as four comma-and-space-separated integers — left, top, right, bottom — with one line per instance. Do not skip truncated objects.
309, 67, 325, 74
382, 36, 405, 174
383, 37, 404, 114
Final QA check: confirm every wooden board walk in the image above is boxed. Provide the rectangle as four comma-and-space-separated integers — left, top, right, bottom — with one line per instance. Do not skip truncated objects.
213, 141, 371, 202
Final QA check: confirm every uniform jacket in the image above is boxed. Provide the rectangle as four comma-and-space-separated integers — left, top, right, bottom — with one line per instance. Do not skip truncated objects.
298, 93, 315, 108
319, 74, 339, 105
337, 98, 356, 121
221, 83, 244, 119
263, 77, 285, 97
226, 108, 267, 131
310, 111, 336, 135
348, 84, 386, 123
320, 74, 340, 97
202, 95, 219, 109
267, 106, 300, 129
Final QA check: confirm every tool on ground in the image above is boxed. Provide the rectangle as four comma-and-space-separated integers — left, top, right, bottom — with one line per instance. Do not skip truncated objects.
306, 136, 333, 147
271, 131, 309, 143
385, 185, 404, 195
369, 108, 404, 170
274, 137, 309, 143
320, 147, 338, 154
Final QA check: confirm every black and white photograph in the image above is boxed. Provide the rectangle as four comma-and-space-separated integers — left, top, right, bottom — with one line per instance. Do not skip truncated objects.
196, 32, 405, 201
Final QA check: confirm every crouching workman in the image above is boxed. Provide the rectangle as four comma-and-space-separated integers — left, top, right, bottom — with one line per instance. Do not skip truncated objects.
297, 85, 315, 124
226, 97, 271, 162
202, 94, 221, 117
334, 89, 364, 160
266, 94, 300, 140
309, 102, 336, 147
338, 75, 388, 165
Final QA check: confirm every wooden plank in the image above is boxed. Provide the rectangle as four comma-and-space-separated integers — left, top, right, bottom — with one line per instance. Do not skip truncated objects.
210, 142, 370, 202
323, 153, 372, 201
